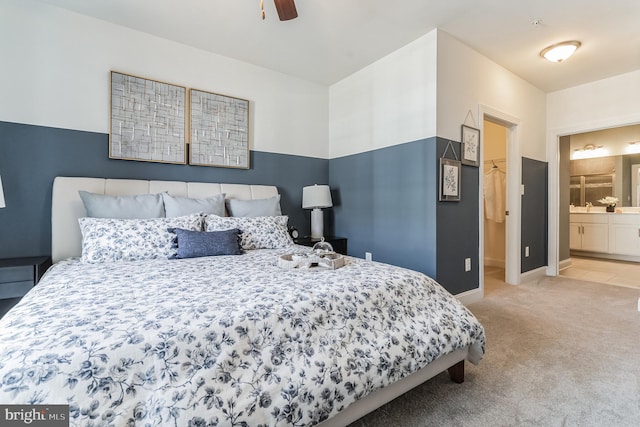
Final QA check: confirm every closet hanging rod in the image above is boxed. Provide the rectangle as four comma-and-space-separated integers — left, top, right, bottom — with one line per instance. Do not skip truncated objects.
484, 157, 506, 164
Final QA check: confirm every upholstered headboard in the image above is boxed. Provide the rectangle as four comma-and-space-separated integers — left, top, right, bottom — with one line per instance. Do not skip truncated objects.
51, 177, 279, 263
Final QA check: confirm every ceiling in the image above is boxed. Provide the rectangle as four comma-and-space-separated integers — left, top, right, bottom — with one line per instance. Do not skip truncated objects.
36, 0, 640, 92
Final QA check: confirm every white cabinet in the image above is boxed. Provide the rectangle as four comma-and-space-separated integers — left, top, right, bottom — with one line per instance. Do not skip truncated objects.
609, 216, 640, 256
569, 214, 609, 252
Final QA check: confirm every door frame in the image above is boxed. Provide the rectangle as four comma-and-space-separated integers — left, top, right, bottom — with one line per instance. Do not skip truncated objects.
479, 105, 521, 286
547, 115, 640, 277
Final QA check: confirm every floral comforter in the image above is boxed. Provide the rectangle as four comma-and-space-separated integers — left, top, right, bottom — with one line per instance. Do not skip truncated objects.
0, 248, 485, 426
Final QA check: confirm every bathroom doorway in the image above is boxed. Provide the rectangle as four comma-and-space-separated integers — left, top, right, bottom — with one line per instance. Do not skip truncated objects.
556, 125, 640, 288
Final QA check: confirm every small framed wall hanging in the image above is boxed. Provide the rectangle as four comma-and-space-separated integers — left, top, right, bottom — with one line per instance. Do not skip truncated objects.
189, 88, 250, 169
110, 71, 187, 164
439, 140, 461, 202
461, 124, 480, 167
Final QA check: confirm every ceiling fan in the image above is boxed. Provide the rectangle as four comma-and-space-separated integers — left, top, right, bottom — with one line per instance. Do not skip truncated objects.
261, 0, 298, 21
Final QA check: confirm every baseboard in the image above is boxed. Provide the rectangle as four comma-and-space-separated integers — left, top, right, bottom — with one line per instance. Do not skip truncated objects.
483, 257, 505, 269
570, 250, 640, 263
559, 258, 572, 271
520, 266, 548, 284
456, 287, 483, 306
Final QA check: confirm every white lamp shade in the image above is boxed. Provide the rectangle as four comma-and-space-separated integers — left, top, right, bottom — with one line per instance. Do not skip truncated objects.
302, 185, 332, 209
0, 176, 5, 208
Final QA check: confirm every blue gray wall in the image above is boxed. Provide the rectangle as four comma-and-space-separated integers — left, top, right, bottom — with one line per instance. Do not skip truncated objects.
435, 138, 480, 294
329, 138, 438, 277
521, 157, 548, 272
1, 120, 548, 294
0, 121, 328, 259
330, 137, 480, 294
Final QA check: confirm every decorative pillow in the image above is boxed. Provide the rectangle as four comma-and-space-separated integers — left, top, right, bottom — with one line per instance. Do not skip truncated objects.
168, 228, 242, 259
79, 214, 202, 263
205, 215, 294, 250
79, 191, 165, 218
226, 195, 282, 217
162, 193, 226, 217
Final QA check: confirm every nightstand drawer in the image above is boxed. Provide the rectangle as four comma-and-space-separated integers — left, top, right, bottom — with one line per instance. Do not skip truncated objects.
0, 266, 33, 284
0, 280, 34, 299
0, 257, 52, 301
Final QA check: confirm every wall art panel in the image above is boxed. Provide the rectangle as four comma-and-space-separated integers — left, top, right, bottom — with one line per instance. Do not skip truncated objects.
190, 89, 250, 169
110, 71, 186, 164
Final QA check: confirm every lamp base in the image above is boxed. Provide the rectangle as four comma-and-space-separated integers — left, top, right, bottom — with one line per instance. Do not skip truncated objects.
310, 208, 324, 239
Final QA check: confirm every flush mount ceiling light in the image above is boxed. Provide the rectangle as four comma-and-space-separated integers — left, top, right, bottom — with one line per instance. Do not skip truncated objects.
540, 40, 581, 62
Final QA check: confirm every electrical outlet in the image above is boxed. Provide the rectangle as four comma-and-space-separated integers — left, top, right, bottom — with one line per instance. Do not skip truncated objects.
365, 252, 372, 261
525, 246, 530, 257
464, 258, 471, 272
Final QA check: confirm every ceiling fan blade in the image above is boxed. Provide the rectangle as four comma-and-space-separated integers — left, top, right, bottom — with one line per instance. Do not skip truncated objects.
274, 0, 298, 21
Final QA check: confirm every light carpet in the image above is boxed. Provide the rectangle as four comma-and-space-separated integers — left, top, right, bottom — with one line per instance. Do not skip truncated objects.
349, 276, 640, 426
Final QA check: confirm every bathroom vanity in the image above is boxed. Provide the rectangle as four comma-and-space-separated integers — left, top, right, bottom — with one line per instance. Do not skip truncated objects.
570, 209, 640, 261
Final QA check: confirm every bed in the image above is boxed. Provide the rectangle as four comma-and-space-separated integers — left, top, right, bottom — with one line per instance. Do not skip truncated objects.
0, 177, 485, 426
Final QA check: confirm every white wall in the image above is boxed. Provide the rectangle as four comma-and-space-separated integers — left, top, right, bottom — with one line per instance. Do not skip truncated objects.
436, 31, 547, 161
547, 70, 640, 135
0, 0, 329, 159
329, 30, 438, 158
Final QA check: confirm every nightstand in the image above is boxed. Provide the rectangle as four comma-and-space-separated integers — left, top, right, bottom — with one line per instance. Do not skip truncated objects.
294, 236, 347, 255
0, 256, 52, 300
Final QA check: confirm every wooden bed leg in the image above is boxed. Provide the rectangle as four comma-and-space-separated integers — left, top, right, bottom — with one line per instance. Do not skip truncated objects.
448, 360, 464, 384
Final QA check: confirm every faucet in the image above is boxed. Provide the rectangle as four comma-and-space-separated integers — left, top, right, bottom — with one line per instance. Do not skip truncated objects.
586, 202, 592, 212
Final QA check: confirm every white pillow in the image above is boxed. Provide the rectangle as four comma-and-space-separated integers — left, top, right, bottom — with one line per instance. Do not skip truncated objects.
205, 215, 293, 250
79, 214, 203, 263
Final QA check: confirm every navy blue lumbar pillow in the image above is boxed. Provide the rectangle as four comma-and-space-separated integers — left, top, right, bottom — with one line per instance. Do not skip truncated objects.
168, 228, 242, 259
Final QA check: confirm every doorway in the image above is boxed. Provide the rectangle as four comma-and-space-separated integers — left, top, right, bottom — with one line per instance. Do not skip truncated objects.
483, 120, 507, 285
555, 125, 640, 289
479, 105, 521, 287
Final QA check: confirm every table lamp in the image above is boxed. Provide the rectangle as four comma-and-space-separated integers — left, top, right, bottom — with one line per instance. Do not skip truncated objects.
302, 184, 332, 239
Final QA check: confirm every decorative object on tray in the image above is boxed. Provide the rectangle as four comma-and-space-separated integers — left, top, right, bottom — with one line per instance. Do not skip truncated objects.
110, 71, 187, 164
189, 88, 250, 169
278, 238, 345, 270
598, 196, 618, 212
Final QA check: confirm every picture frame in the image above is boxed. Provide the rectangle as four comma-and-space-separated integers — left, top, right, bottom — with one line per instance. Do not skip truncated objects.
189, 88, 250, 169
110, 71, 187, 164
461, 124, 480, 167
439, 157, 461, 201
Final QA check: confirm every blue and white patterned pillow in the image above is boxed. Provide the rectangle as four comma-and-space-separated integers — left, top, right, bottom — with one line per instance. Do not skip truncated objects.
205, 215, 294, 250
79, 214, 203, 263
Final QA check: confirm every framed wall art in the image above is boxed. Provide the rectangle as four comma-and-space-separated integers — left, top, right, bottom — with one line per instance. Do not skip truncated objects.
189, 88, 250, 169
110, 71, 187, 164
461, 124, 480, 167
439, 157, 461, 201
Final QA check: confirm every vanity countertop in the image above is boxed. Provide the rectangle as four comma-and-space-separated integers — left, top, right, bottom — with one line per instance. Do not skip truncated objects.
570, 208, 640, 214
